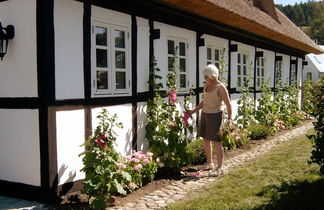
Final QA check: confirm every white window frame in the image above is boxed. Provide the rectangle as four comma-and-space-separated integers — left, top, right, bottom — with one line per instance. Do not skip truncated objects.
256, 57, 265, 89
237, 52, 249, 89
91, 20, 131, 97
167, 36, 189, 92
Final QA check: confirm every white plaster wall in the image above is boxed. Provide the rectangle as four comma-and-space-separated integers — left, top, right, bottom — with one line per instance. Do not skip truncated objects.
54, 0, 84, 100
230, 41, 255, 89
199, 35, 229, 87
154, 22, 196, 91
230, 93, 241, 121
137, 102, 149, 152
137, 17, 150, 93
92, 105, 133, 155
0, 109, 40, 186
56, 109, 85, 186
0, 0, 37, 97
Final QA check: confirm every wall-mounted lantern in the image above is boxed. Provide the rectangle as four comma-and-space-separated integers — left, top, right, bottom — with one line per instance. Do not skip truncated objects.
0, 22, 15, 61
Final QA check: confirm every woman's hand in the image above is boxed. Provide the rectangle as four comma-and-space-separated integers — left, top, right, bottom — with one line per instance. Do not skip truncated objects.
227, 118, 233, 127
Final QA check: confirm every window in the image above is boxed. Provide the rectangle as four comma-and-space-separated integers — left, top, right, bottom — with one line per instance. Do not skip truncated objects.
92, 21, 130, 96
237, 53, 248, 88
274, 60, 282, 86
207, 46, 221, 69
167, 38, 188, 90
290, 63, 297, 86
256, 57, 265, 89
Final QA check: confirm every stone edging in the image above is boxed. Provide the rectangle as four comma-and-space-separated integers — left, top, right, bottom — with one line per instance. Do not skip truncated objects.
109, 122, 314, 210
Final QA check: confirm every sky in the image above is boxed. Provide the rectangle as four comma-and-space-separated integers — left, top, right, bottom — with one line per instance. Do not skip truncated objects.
274, 0, 321, 6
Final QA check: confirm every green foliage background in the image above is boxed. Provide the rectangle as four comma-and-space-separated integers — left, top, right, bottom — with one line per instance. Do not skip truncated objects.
276, 1, 324, 44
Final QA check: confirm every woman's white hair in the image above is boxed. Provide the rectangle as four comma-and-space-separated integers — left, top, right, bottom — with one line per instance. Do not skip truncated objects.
203, 64, 219, 79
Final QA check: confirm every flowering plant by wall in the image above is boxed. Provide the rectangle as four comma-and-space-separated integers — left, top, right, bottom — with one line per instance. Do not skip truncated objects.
80, 109, 129, 209
122, 151, 158, 188
146, 55, 194, 175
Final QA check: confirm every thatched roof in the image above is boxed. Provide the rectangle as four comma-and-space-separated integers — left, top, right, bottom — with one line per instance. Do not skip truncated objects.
156, 0, 323, 54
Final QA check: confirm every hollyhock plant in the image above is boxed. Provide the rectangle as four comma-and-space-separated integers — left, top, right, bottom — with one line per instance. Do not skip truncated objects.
168, 89, 177, 104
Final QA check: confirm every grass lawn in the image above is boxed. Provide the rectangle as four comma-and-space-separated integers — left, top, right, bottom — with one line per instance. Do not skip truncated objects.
167, 132, 324, 210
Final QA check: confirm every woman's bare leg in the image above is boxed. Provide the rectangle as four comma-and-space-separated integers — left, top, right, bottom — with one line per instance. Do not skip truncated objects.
212, 141, 224, 168
203, 138, 212, 164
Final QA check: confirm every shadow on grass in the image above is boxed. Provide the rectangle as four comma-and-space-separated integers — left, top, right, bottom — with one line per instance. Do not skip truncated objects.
253, 178, 324, 210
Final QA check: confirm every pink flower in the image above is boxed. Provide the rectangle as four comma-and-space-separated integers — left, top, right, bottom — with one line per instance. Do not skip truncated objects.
182, 111, 191, 125
168, 89, 177, 104
116, 163, 126, 169
134, 164, 142, 171
193, 170, 203, 177
143, 159, 150, 164
128, 182, 137, 190
146, 152, 153, 157
156, 157, 160, 163
131, 158, 140, 163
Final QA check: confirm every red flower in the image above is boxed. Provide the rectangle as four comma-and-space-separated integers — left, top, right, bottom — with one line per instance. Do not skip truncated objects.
182, 111, 191, 125
95, 134, 107, 147
168, 89, 177, 104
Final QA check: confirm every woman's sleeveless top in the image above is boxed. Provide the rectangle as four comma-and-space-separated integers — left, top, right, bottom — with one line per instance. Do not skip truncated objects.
202, 84, 224, 113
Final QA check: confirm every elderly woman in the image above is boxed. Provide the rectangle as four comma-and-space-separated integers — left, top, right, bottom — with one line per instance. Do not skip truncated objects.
188, 64, 232, 175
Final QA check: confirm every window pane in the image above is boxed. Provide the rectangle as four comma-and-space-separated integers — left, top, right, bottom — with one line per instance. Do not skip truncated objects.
96, 71, 108, 89
243, 77, 247, 86
238, 53, 241, 64
243, 66, 247, 75
168, 57, 175, 71
116, 72, 126, 89
261, 68, 264, 76
180, 74, 186, 88
207, 48, 212, 60
238, 77, 241, 87
96, 49, 107, 67
179, 42, 186, 56
243, 54, 247, 64
114, 30, 125, 48
257, 67, 260, 76
96, 27, 107, 46
180, 58, 186, 72
215, 49, 220, 61
257, 78, 260, 87
168, 40, 175, 55
215, 62, 219, 69
238, 65, 241, 75
261, 58, 264, 66
115, 51, 125, 68
256, 57, 259, 66
207, 61, 212, 65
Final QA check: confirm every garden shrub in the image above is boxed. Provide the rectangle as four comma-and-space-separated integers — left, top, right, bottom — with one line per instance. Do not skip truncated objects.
221, 123, 250, 150
123, 151, 157, 188
186, 138, 206, 165
248, 123, 271, 140
302, 78, 314, 117
308, 78, 324, 175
